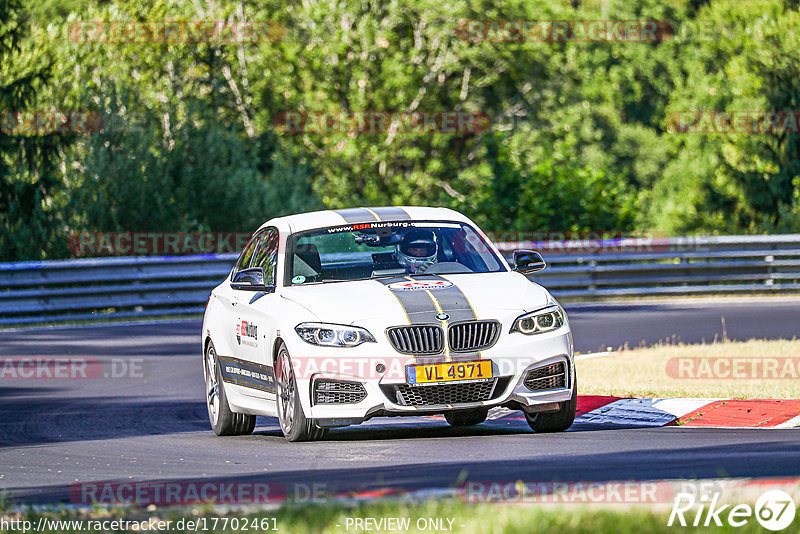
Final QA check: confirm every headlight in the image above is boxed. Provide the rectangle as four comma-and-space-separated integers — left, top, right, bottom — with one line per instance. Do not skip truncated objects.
510, 306, 565, 335
295, 323, 376, 347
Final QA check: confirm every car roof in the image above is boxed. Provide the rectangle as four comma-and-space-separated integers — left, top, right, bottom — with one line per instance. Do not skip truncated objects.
259, 206, 474, 234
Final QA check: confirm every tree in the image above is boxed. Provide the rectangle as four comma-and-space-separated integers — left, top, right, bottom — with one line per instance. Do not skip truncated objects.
652, 0, 800, 233
0, 0, 71, 260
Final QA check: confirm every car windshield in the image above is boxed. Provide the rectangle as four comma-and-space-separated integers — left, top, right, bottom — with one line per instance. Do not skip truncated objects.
287, 221, 506, 285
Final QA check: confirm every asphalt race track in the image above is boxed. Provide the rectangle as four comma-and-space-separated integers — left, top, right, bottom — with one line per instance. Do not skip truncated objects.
2, 298, 799, 505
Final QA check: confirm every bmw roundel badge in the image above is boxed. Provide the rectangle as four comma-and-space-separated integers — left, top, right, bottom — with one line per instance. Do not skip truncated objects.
436, 313, 449, 321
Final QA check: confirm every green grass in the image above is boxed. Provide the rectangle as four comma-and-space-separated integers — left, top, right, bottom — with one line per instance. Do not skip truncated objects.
0, 491, 9, 514
577, 338, 800, 399
0, 500, 788, 533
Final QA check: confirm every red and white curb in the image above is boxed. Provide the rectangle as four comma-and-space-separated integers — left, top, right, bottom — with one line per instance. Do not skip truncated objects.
675, 399, 800, 428
425, 396, 800, 428
560, 351, 800, 428
486, 396, 800, 428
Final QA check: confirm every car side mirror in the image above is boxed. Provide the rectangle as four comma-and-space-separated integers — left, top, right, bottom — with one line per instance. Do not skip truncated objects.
231, 267, 274, 292
513, 250, 546, 274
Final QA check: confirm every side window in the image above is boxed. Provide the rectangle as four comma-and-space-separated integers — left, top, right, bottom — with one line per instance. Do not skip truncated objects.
251, 228, 279, 286
232, 230, 263, 278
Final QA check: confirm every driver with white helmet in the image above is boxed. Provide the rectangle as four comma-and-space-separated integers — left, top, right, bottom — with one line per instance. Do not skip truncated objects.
396, 229, 438, 273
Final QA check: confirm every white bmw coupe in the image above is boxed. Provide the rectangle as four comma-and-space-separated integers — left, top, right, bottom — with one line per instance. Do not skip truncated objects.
202, 207, 576, 441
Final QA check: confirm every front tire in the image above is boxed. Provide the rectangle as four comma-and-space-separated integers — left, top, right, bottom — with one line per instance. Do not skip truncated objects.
525, 375, 577, 433
275, 342, 327, 442
204, 340, 256, 436
444, 408, 488, 426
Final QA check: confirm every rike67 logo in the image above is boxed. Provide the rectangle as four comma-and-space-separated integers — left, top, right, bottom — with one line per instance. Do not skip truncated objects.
669, 490, 796, 531
235, 320, 258, 347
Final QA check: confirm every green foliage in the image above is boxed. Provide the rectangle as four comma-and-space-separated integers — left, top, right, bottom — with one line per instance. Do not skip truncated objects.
656, 0, 800, 233
68, 92, 316, 233
471, 133, 635, 232
0, 0, 71, 260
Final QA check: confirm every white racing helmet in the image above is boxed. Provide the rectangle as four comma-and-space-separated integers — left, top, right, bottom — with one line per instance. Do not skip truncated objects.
396, 229, 438, 273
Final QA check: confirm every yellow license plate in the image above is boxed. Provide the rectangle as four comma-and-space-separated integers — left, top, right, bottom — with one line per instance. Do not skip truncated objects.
407, 360, 492, 385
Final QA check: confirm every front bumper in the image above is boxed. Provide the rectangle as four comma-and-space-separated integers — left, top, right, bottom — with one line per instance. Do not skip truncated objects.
305, 327, 574, 426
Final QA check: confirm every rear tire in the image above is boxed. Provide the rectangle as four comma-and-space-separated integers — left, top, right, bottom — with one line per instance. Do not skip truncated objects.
525, 374, 577, 433
275, 342, 327, 442
204, 340, 256, 436
444, 408, 488, 426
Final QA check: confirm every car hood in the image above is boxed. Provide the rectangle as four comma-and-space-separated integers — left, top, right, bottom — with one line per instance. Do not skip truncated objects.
279, 272, 551, 324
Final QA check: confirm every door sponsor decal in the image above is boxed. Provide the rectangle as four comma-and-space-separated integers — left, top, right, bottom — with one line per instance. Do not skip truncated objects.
218, 355, 276, 393
236, 319, 258, 347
